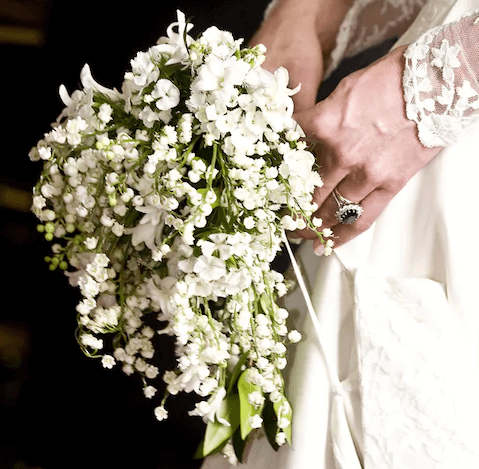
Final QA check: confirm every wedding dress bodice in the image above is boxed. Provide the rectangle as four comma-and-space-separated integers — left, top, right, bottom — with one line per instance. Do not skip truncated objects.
326, 0, 429, 76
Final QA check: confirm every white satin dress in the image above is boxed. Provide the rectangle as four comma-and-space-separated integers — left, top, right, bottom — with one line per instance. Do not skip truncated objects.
202, 1, 479, 467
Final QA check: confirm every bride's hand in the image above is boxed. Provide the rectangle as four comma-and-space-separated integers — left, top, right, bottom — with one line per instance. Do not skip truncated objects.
293, 45, 442, 254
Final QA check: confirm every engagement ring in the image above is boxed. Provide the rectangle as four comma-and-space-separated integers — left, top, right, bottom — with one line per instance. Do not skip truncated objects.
332, 188, 363, 225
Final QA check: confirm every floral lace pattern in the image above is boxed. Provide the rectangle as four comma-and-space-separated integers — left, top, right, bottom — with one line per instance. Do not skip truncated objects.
354, 270, 479, 468
403, 10, 479, 147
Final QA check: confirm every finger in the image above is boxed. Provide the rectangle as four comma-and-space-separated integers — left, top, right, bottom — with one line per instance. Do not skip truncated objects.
313, 187, 394, 253
294, 106, 347, 206
287, 163, 356, 242
312, 148, 348, 210
310, 169, 376, 231
334, 170, 377, 206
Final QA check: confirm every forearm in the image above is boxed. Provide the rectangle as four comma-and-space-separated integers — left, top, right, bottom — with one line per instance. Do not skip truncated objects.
260, 0, 354, 62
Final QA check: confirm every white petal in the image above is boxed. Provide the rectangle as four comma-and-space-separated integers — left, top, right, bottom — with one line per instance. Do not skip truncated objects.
80, 64, 121, 101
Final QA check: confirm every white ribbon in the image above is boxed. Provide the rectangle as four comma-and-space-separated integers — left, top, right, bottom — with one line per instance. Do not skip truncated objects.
283, 235, 362, 469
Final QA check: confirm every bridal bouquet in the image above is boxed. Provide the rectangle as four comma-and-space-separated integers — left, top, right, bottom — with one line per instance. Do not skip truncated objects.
30, 11, 331, 464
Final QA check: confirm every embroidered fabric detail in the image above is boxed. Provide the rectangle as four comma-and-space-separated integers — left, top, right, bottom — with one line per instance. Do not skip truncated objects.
403, 10, 479, 147
355, 271, 479, 469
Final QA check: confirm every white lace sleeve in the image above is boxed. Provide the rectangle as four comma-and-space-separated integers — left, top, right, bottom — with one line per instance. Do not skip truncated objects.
403, 10, 479, 147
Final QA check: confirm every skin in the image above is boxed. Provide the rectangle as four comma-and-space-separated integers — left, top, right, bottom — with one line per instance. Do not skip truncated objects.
250, 0, 441, 254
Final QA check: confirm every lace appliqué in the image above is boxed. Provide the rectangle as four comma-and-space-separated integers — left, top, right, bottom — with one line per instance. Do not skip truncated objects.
355, 271, 479, 469
403, 12, 479, 147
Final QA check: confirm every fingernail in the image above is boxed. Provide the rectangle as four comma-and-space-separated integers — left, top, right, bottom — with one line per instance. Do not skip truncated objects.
314, 244, 324, 257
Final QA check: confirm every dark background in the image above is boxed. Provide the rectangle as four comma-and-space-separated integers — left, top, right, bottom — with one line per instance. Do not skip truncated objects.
0, 2, 269, 468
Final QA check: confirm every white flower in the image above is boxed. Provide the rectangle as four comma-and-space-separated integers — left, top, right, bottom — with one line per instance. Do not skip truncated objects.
278, 417, 290, 429
193, 55, 250, 93
101, 355, 115, 369
249, 414, 263, 429
81, 333, 103, 350
275, 432, 287, 446
199, 26, 240, 59
98, 103, 113, 123
160, 10, 193, 65
38, 146, 52, 160
193, 255, 227, 282
154, 405, 168, 421
84, 237, 98, 250
138, 106, 160, 128
247, 391, 265, 407
78, 274, 100, 299
276, 308, 289, 320
112, 222, 125, 237
80, 64, 121, 101
129, 206, 165, 250
129, 52, 156, 87
152, 79, 180, 111
189, 400, 211, 418
203, 387, 230, 425
279, 148, 316, 179
200, 343, 230, 364
221, 442, 239, 466
287, 330, 302, 343
199, 234, 234, 260
144, 385, 157, 399
76, 298, 96, 315
255, 357, 269, 370
324, 239, 334, 256
281, 215, 297, 231
32, 195, 46, 210
145, 364, 159, 379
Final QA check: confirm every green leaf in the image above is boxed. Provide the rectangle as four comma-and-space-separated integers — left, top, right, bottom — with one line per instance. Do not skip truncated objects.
227, 354, 247, 394
238, 370, 264, 440
193, 439, 206, 460
262, 398, 280, 451
202, 393, 240, 457
232, 426, 248, 463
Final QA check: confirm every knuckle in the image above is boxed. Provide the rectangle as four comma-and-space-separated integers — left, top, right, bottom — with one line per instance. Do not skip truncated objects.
334, 147, 357, 169
362, 166, 383, 187
381, 177, 406, 194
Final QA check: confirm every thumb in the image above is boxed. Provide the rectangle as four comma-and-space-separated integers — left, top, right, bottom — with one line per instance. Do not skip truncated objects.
287, 61, 323, 113
293, 103, 327, 142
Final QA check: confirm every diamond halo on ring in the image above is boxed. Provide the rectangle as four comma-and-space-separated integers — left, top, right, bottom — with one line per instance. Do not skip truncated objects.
332, 188, 363, 225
